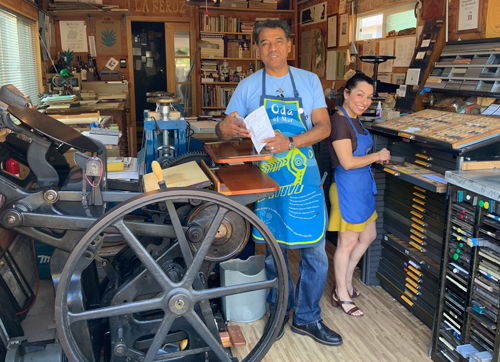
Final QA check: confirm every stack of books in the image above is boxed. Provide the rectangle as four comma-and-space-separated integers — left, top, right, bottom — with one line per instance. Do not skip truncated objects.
200, 34, 226, 58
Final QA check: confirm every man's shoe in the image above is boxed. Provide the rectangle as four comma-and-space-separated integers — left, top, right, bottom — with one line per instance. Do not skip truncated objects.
265, 314, 289, 341
291, 320, 343, 346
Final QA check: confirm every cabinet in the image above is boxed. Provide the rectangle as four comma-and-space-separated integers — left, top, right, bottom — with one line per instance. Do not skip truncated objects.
431, 170, 500, 362
367, 110, 500, 329
197, 6, 297, 115
425, 38, 500, 98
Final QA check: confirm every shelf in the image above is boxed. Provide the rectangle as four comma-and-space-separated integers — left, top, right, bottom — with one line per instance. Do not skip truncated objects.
441, 51, 500, 56
202, 106, 227, 109
200, 31, 253, 35
201, 57, 257, 60
206, 6, 294, 13
431, 77, 500, 81
202, 82, 240, 85
434, 64, 500, 68
49, 9, 130, 17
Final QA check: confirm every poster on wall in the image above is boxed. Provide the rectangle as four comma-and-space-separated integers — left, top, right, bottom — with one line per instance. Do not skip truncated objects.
379, 39, 394, 73
361, 40, 375, 78
336, 49, 347, 80
339, 14, 349, 47
339, 0, 347, 14
486, 0, 500, 38
327, 15, 337, 48
96, 20, 121, 55
60, 21, 88, 53
300, 2, 327, 27
458, 0, 480, 31
311, 28, 326, 78
301, 31, 313, 71
326, 50, 337, 80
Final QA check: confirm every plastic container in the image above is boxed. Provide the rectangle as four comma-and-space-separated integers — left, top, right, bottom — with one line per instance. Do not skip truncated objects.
470, 351, 493, 362
456, 344, 479, 358
220, 254, 268, 322
375, 101, 382, 118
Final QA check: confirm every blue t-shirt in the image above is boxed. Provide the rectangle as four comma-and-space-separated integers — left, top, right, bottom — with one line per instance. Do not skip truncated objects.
225, 67, 327, 130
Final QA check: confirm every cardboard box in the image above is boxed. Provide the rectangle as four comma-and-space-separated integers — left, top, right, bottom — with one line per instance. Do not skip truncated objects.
249, 1, 278, 9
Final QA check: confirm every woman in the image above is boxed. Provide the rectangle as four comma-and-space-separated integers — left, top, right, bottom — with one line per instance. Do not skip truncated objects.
326, 72, 391, 317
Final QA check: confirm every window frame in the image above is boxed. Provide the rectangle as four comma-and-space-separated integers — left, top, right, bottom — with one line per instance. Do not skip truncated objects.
0, 5, 42, 105
356, 2, 417, 41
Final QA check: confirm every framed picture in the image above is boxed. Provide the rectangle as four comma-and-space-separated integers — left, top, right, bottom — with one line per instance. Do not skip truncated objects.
458, 0, 480, 32
300, 2, 327, 27
327, 15, 337, 48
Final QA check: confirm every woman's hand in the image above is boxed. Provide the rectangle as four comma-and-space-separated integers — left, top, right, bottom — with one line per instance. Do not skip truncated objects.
375, 148, 390, 164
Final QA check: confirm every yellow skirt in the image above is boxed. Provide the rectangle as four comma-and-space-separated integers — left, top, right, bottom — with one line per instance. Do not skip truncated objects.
328, 183, 378, 233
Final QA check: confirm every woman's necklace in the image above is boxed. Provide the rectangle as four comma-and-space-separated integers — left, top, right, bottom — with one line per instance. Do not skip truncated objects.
269, 73, 288, 97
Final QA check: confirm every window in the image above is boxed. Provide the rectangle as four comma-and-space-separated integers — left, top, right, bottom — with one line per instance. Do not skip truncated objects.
0, 7, 40, 105
357, 2, 417, 40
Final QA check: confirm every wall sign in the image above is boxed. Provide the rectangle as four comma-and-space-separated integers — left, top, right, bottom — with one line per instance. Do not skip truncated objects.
133, 0, 187, 15
458, 0, 480, 31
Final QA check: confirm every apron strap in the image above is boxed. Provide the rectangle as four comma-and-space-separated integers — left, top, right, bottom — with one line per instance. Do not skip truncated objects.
288, 68, 299, 98
261, 69, 266, 95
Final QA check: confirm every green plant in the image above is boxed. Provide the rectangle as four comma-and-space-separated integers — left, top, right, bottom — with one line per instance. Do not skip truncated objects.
101, 28, 117, 48
61, 49, 75, 65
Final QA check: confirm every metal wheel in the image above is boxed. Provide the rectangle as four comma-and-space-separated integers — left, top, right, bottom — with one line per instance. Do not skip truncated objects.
55, 188, 287, 362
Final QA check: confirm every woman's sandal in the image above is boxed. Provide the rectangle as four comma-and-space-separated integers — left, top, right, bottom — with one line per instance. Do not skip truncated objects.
331, 289, 364, 317
332, 284, 361, 298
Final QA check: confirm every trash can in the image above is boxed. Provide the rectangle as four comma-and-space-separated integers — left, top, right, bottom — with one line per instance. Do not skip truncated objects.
220, 254, 268, 323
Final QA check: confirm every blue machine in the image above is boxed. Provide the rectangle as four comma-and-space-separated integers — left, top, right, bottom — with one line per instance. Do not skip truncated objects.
142, 95, 187, 173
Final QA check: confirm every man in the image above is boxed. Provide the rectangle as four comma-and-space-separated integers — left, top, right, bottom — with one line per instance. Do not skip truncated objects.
215, 19, 342, 346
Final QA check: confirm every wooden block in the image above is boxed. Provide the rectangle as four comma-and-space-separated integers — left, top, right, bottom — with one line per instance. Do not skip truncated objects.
219, 331, 232, 348
227, 325, 246, 346
461, 161, 500, 170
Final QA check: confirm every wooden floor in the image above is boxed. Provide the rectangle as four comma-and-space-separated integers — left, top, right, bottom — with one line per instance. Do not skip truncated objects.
231, 240, 433, 362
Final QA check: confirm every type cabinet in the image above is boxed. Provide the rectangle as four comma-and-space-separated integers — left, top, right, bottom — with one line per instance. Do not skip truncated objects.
431, 170, 500, 362
425, 38, 500, 98
368, 110, 500, 329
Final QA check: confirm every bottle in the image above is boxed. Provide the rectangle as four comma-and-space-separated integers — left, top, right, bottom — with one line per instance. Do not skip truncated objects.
376, 101, 382, 118
87, 55, 96, 81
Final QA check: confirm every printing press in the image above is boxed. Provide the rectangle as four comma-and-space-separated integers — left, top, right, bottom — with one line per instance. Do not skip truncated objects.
0, 84, 287, 362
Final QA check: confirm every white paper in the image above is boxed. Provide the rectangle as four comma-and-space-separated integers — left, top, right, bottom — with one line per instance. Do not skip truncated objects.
421, 39, 431, 48
398, 85, 407, 97
394, 37, 416, 67
326, 50, 337, 80
327, 15, 337, 48
458, 0, 480, 31
393, 73, 406, 85
379, 39, 394, 73
378, 74, 392, 83
361, 40, 376, 77
133, 47, 141, 56
339, 0, 346, 14
406, 68, 421, 85
88, 36, 96, 57
106, 57, 119, 70
60, 21, 88, 52
416, 51, 426, 60
339, 14, 349, 47
301, 31, 312, 71
243, 106, 275, 154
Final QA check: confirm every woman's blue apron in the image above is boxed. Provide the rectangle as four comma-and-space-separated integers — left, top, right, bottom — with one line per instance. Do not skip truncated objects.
252, 68, 326, 249
334, 107, 377, 224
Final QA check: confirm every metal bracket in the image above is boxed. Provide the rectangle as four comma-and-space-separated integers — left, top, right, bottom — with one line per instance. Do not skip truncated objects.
88, 14, 93, 35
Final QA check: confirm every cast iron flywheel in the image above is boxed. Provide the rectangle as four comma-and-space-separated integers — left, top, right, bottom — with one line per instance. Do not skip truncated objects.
55, 188, 287, 362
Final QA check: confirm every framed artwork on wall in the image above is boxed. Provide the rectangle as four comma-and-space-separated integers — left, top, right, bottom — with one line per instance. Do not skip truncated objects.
327, 15, 337, 48
458, 0, 480, 32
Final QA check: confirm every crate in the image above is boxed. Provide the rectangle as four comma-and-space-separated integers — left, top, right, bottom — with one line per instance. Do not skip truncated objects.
227, 40, 251, 59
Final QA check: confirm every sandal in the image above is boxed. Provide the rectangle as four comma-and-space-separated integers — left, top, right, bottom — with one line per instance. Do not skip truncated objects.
332, 283, 361, 298
331, 290, 364, 317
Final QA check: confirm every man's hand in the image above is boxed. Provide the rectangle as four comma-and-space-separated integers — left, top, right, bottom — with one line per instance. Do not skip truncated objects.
216, 111, 252, 141
263, 131, 290, 153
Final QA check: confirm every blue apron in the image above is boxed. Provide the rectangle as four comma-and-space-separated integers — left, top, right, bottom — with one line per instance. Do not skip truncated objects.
334, 107, 377, 224
252, 68, 326, 249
